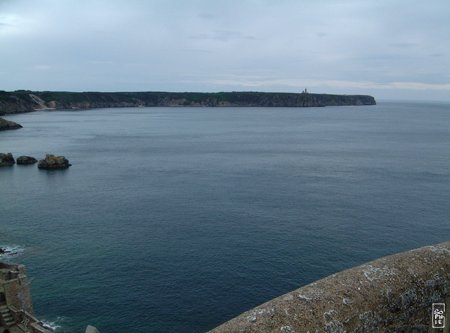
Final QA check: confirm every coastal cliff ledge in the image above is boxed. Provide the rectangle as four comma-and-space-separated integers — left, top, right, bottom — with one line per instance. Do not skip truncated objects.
0, 90, 376, 114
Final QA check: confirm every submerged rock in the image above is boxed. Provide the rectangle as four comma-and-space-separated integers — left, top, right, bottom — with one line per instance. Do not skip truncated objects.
0, 117, 22, 131
0, 247, 17, 256
38, 154, 72, 170
17, 155, 38, 165
0, 152, 15, 166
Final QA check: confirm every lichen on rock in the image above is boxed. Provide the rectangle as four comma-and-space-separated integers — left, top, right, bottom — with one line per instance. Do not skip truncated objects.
208, 241, 450, 333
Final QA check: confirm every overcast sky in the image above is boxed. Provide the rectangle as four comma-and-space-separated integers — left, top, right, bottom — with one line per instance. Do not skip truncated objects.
1, 0, 449, 100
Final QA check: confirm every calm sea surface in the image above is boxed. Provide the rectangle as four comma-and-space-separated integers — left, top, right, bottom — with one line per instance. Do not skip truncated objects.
1, 102, 449, 332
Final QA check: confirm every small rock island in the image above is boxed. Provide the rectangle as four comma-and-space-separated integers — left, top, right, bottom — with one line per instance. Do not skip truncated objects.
38, 154, 72, 170
17, 156, 38, 165
0, 153, 15, 167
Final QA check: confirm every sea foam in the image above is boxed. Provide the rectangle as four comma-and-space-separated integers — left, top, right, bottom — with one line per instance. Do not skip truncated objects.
0, 244, 25, 259
42, 317, 65, 332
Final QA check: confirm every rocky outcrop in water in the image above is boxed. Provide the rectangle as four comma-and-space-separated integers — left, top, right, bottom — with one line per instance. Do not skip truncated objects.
38, 154, 71, 170
0, 117, 22, 130
17, 156, 38, 165
0, 153, 15, 166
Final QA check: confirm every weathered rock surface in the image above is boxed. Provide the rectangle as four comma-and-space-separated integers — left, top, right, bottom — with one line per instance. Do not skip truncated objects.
0, 152, 15, 166
209, 241, 450, 333
38, 154, 71, 170
0, 117, 22, 130
17, 155, 38, 165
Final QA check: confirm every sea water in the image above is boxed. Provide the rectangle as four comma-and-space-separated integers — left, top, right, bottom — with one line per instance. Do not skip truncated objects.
0, 102, 449, 332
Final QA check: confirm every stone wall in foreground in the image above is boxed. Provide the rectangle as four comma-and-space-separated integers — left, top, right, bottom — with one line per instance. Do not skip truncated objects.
0, 262, 34, 314
209, 241, 450, 333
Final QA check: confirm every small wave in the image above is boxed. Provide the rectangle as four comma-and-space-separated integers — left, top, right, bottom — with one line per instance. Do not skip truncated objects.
0, 244, 25, 259
42, 317, 65, 332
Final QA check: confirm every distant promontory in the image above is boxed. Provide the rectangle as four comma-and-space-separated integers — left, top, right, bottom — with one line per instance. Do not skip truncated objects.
0, 117, 22, 130
0, 90, 376, 114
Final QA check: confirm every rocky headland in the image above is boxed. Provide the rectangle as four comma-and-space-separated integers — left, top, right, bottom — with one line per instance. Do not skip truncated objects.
0, 90, 376, 114
0, 117, 22, 130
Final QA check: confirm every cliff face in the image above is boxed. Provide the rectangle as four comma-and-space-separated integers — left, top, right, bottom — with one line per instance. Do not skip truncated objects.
0, 91, 376, 114
0, 92, 41, 114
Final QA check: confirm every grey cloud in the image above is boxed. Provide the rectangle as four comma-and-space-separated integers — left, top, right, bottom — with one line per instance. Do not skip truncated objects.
190, 30, 256, 42
389, 42, 418, 48
198, 12, 215, 20
0, 0, 449, 101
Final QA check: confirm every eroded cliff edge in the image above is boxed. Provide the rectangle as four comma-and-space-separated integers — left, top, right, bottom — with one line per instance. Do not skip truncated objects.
0, 91, 376, 114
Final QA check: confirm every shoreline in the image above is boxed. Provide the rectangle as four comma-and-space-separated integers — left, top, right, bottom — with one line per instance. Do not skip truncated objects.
0, 90, 376, 115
